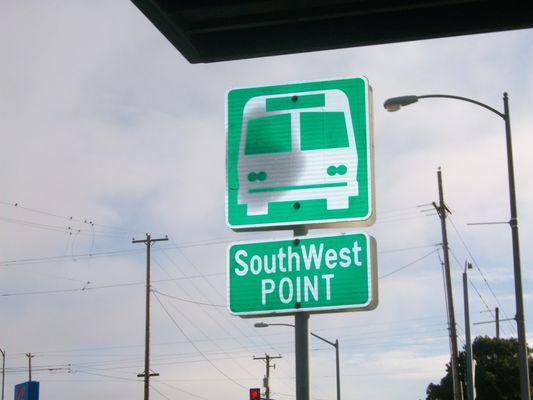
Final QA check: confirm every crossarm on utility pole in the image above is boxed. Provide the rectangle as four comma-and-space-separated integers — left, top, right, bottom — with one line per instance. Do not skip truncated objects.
253, 354, 282, 400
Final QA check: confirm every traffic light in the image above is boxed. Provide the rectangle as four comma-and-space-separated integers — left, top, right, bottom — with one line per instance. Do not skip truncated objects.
249, 388, 261, 400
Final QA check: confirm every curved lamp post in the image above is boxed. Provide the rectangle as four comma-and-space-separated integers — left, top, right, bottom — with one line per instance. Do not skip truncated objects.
384, 93, 530, 400
254, 322, 341, 400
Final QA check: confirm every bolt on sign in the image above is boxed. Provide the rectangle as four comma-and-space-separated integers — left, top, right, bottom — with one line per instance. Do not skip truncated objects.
226, 77, 374, 229
227, 233, 377, 316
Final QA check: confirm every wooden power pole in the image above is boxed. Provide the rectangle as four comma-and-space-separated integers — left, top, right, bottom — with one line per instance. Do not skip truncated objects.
133, 233, 168, 400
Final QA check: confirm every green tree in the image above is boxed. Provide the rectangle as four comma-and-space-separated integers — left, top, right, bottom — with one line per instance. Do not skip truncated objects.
426, 336, 533, 400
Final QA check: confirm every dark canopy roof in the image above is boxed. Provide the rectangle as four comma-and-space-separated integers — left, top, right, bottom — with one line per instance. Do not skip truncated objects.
131, 0, 533, 63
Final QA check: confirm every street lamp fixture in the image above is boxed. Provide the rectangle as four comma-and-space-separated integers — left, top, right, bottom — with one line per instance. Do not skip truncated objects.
383, 92, 530, 400
254, 322, 341, 400
383, 95, 419, 111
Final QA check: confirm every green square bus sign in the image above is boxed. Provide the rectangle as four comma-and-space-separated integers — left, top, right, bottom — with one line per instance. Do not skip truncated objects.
226, 77, 374, 229
227, 232, 378, 316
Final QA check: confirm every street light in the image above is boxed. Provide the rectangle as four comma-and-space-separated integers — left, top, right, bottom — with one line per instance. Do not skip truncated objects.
254, 322, 341, 400
384, 92, 530, 400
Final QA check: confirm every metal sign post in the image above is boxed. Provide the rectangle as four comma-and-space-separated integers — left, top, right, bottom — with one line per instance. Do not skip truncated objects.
295, 312, 310, 400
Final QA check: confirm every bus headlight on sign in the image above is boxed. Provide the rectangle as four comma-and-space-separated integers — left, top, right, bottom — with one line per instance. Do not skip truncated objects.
227, 232, 378, 317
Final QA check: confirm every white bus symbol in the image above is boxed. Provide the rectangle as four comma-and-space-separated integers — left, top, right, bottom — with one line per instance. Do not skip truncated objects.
238, 89, 358, 216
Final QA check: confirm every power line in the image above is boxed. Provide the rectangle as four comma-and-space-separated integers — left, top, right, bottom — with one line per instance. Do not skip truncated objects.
448, 216, 516, 334
149, 385, 173, 400
74, 369, 139, 382
449, 248, 513, 336
379, 243, 440, 254
0, 236, 252, 267
0, 200, 138, 235
152, 289, 225, 308
153, 292, 247, 390
7, 314, 448, 361
0, 273, 224, 298
0, 216, 125, 238
2, 248, 445, 301
379, 249, 439, 279
153, 381, 210, 400
0, 248, 143, 267
158, 246, 285, 356
151, 257, 259, 383
162, 243, 296, 394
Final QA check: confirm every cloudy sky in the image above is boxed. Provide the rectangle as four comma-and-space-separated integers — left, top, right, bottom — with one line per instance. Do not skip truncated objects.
1, 1, 533, 399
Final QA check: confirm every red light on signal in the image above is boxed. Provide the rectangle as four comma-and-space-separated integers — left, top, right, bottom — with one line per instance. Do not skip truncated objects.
249, 388, 261, 400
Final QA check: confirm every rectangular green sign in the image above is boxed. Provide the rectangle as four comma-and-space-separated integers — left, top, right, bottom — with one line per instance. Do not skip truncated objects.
226, 77, 375, 229
227, 233, 378, 317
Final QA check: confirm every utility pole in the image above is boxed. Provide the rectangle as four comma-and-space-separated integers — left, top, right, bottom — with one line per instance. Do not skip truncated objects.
463, 262, 474, 400
474, 307, 513, 338
496, 307, 500, 339
133, 233, 168, 400
433, 169, 462, 400
25, 353, 34, 382
253, 354, 282, 400
502, 93, 530, 400
1, 348, 5, 400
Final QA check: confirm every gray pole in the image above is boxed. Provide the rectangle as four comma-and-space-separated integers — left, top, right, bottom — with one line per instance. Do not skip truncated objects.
145, 234, 151, 400
293, 225, 310, 400
266, 355, 271, 400
1, 349, 5, 400
335, 340, 340, 400
434, 169, 462, 400
265, 354, 270, 400
495, 307, 500, 339
25, 353, 34, 382
463, 264, 474, 400
133, 234, 168, 400
295, 312, 310, 400
503, 93, 530, 400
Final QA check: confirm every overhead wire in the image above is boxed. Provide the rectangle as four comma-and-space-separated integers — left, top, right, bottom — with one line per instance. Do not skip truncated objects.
449, 248, 512, 336
0, 216, 126, 239
0, 199, 138, 235
379, 243, 440, 254
158, 245, 295, 380
152, 380, 210, 400
150, 384, 173, 400
0, 272, 224, 298
151, 254, 259, 381
153, 289, 225, 308
379, 249, 439, 279
448, 216, 516, 334
162, 243, 301, 395
1, 199, 459, 396
153, 291, 248, 390
7, 312, 448, 358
